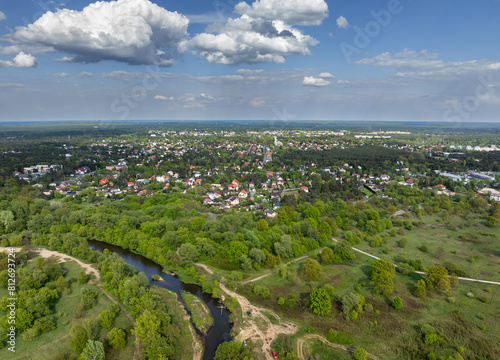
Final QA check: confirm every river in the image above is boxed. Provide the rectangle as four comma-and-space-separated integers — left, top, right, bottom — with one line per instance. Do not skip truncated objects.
88, 240, 232, 360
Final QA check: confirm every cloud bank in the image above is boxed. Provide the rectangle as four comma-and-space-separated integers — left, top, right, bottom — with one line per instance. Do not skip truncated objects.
180, 0, 328, 64
14, 0, 189, 66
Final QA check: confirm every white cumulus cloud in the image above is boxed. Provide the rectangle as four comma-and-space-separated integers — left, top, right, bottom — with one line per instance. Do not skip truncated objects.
319, 72, 335, 79
0, 51, 37, 68
14, 0, 189, 67
180, 0, 326, 65
336, 16, 348, 29
0, 11, 6, 21
234, 0, 329, 26
303, 76, 330, 86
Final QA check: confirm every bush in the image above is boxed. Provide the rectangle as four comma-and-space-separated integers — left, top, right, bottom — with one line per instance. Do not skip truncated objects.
77, 270, 88, 285
108, 328, 126, 351
353, 348, 367, 360
80, 288, 98, 310
419, 245, 429, 253
399, 237, 408, 248
392, 296, 403, 310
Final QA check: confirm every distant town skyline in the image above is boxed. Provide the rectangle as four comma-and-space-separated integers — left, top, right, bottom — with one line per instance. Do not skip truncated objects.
1, 0, 500, 122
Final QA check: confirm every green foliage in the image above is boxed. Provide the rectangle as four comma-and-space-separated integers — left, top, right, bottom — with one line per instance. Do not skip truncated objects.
108, 327, 126, 350
353, 348, 367, 360
55, 276, 68, 293
77, 270, 88, 285
301, 258, 322, 281
414, 279, 427, 298
309, 288, 332, 316
320, 247, 337, 264
334, 240, 356, 261
487, 216, 499, 227
253, 285, 270, 299
327, 329, 352, 345
370, 259, 395, 296
81, 340, 105, 360
97, 309, 116, 329
80, 288, 98, 310
425, 265, 451, 295
392, 296, 403, 309
342, 292, 364, 315
214, 340, 253, 360
178, 243, 200, 264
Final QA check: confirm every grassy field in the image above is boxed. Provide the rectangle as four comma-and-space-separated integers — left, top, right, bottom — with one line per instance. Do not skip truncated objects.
180, 290, 214, 334
0, 259, 135, 360
352, 213, 500, 282
239, 249, 500, 360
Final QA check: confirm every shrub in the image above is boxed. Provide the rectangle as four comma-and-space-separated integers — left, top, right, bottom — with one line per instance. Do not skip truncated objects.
399, 237, 408, 248
477, 313, 486, 320
77, 270, 88, 285
353, 348, 367, 360
108, 328, 126, 351
392, 296, 403, 310
419, 245, 429, 253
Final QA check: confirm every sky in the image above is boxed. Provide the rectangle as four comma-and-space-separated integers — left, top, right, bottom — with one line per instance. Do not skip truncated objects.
1, 0, 500, 122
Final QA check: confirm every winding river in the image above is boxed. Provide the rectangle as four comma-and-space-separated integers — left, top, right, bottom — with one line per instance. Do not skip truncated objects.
88, 240, 232, 360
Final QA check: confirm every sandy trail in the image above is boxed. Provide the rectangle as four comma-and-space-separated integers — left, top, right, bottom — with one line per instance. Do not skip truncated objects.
196, 263, 298, 360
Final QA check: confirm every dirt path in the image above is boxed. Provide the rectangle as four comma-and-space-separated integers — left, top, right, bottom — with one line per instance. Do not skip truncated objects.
331, 238, 500, 286
297, 334, 380, 360
196, 263, 298, 359
240, 248, 326, 285
35, 248, 101, 282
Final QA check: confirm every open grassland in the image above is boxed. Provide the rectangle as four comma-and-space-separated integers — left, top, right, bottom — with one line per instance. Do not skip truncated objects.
240, 251, 500, 360
352, 214, 500, 282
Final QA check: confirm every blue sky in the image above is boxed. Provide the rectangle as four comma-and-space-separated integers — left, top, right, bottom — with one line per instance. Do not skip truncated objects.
1, 0, 500, 122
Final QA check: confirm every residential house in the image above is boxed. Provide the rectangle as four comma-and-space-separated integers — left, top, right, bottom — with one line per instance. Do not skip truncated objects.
266, 209, 277, 219
203, 198, 215, 205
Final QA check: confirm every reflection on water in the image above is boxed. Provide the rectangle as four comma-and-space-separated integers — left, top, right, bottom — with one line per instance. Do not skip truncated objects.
88, 240, 232, 360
